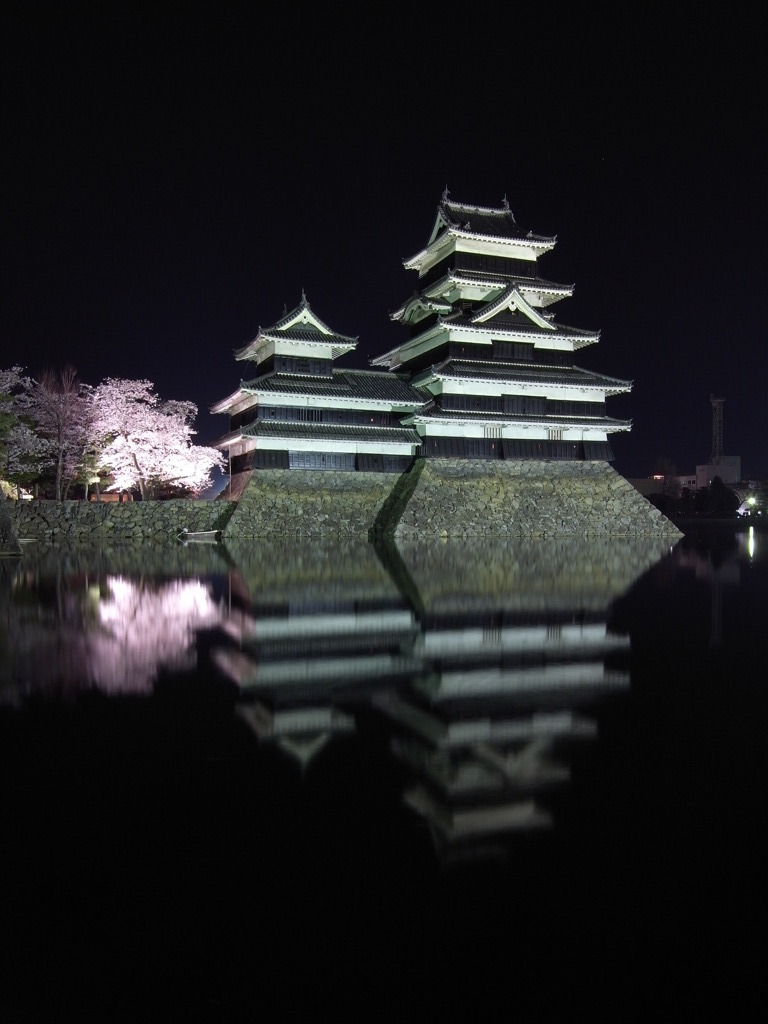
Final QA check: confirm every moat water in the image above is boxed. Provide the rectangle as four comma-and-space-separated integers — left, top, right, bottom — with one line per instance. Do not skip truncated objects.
2, 525, 766, 1019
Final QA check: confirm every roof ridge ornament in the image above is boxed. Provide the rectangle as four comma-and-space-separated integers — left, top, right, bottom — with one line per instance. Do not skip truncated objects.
300, 288, 308, 306
442, 185, 450, 201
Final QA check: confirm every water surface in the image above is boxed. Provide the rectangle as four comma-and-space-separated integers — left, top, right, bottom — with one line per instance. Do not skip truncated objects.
2, 528, 765, 1017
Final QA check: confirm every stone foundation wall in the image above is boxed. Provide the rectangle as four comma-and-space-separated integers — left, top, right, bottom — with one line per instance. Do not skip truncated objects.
5, 498, 236, 543
2, 460, 682, 547
382, 459, 682, 538
222, 470, 399, 539
0, 506, 21, 555
223, 460, 680, 538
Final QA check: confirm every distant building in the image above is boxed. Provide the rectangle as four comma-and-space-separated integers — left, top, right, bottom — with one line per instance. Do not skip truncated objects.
696, 456, 742, 489
676, 474, 698, 491
626, 475, 668, 497
627, 467, 736, 499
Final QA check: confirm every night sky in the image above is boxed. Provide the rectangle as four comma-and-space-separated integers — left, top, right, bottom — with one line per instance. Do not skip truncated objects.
2, 5, 765, 480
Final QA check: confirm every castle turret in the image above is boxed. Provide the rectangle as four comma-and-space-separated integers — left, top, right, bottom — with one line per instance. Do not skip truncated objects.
211, 293, 425, 489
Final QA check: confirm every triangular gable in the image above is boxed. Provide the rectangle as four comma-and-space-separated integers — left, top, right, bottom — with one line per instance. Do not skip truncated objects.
472, 286, 555, 330
428, 207, 452, 246
274, 293, 334, 335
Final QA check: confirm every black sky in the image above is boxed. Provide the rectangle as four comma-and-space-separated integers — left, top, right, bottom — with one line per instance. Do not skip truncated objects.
2, 4, 766, 479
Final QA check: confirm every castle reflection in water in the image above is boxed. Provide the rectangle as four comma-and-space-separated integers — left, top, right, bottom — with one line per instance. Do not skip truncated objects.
4, 526, 766, 1021
2, 534, 686, 864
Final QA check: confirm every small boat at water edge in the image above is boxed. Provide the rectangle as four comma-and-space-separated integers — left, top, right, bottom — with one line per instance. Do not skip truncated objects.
178, 528, 222, 544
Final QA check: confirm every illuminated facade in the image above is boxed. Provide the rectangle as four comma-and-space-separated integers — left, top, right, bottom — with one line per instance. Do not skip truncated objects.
211, 293, 424, 481
213, 194, 636, 483
373, 192, 632, 460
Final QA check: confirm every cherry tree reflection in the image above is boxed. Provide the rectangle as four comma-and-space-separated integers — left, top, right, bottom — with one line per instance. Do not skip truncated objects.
2, 573, 223, 699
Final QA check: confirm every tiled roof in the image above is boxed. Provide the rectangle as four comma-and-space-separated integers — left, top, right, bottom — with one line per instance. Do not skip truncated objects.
427, 269, 572, 296
411, 406, 631, 430
267, 294, 358, 343
439, 197, 555, 244
391, 275, 572, 322
258, 328, 355, 345
233, 295, 358, 360
413, 360, 631, 392
241, 420, 420, 444
440, 310, 596, 339
241, 369, 426, 405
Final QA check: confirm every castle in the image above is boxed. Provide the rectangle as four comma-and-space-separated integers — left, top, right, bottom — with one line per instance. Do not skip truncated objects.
211, 192, 681, 539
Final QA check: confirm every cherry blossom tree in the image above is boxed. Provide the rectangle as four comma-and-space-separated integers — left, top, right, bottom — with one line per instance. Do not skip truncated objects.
0, 366, 29, 451
0, 365, 28, 398
91, 378, 225, 499
3, 422, 57, 496
14, 366, 93, 499
1, 367, 25, 479
1, 367, 24, 496
1, 365, 56, 497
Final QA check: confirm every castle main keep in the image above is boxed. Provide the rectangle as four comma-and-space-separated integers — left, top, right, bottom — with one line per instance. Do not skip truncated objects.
210, 192, 680, 539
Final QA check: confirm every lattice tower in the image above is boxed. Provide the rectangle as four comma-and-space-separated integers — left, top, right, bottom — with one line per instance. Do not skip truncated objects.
710, 394, 724, 461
